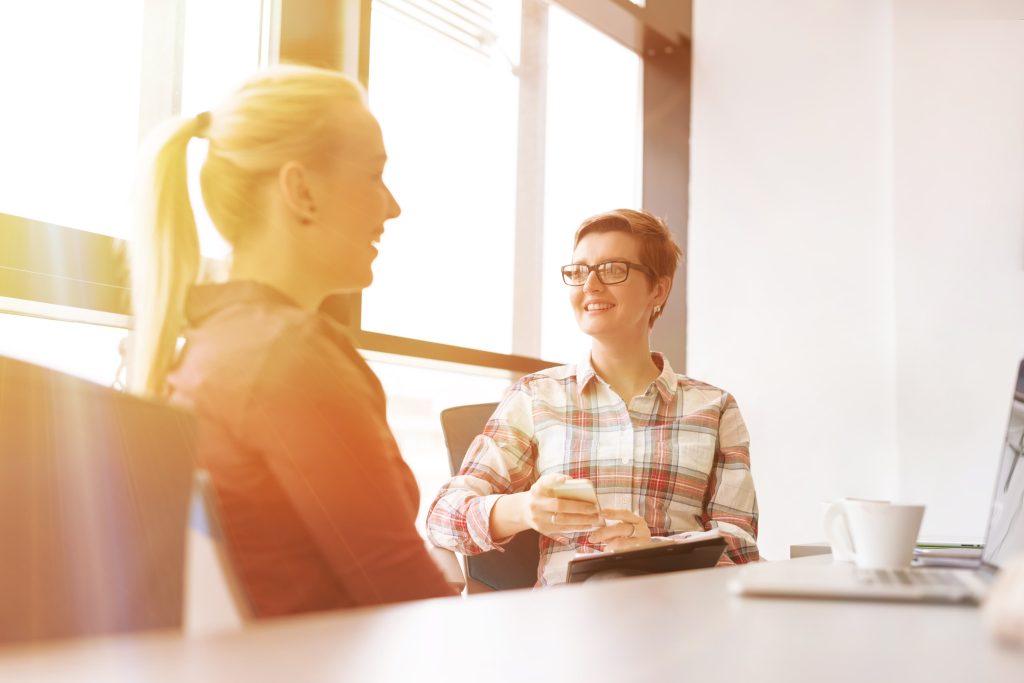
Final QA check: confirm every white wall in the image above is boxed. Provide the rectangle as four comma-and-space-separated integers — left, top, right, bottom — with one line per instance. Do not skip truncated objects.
690, 0, 898, 560
690, 0, 1024, 559
892, 0, 1024, 540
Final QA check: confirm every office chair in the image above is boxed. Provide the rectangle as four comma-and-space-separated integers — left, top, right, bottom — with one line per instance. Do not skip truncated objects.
439, 403, 540, 592
185, 470, 252, 634
0, 356, 196, 644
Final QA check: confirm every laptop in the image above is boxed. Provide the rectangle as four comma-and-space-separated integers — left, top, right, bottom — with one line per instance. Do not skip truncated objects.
731, 358, 1024, 605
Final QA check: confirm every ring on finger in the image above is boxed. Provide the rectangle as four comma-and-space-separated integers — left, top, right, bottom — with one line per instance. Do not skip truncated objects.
628, 522, 638, 539
550, 513, 557, 525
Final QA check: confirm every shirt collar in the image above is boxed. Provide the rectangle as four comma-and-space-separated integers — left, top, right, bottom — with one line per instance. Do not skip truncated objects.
575, 351, 679, 403
185, 281, 302, 326
650, 352, 679, 403
576, 353, 601, 398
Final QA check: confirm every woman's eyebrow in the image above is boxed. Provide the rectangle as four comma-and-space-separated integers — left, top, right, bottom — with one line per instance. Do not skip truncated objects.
335, 153, 388, 168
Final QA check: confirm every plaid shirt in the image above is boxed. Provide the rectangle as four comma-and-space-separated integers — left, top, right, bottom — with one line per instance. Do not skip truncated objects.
426, 353, 759, 586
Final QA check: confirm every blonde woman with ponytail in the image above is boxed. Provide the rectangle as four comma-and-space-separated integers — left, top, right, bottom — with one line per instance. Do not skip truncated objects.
131, 65, 455, 616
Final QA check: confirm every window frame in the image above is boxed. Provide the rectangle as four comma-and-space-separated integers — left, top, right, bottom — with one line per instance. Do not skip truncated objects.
0, 0, 691, 377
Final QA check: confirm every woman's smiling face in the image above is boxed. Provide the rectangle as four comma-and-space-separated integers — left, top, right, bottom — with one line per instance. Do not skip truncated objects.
568, 230, 667, 341
301, 107, 401, 293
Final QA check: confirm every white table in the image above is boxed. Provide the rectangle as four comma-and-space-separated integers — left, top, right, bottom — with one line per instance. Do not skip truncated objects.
1, 556, 1021, 682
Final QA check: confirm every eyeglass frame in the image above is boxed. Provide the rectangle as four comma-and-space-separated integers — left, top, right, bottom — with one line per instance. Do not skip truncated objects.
560, 260, 656, 286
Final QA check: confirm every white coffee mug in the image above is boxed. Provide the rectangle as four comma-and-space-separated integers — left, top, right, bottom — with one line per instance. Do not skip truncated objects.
822, 499, 925, 569
821, 499, 865, 562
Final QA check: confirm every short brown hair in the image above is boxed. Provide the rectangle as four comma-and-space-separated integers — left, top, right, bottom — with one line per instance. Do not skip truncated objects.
573, 209, 683, 327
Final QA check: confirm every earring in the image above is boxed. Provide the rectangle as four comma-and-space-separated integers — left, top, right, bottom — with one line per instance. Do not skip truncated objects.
654, 305, 662, 315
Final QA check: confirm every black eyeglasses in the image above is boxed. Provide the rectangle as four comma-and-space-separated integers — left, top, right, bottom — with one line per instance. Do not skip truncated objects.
561, 260, 654, 286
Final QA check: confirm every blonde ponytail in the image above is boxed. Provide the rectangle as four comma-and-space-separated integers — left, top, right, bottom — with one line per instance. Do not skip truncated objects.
129, 114, 204, 397
128, 65, 366, 397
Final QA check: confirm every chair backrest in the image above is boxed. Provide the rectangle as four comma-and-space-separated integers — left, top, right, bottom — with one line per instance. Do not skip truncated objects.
439, 403, 540, 591
185, 470, 252, 634
0, 356, 196, 644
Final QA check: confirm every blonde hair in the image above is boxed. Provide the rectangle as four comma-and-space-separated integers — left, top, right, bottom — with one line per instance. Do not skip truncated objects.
129, 65, 366, 396
574, 209, 683, 327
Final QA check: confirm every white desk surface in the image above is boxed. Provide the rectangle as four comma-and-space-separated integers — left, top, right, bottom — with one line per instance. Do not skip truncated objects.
1, 555, 1021, 683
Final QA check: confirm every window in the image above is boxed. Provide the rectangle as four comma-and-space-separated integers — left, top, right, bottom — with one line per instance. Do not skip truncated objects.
367, 353, 514, 525
2, 1, 651, 370
180, 0, 270, 259
0, 1, 677, 526
0, 313, 124, 386
0, 0, 267, 251
0, 0, 146, 238
540, 4, 643, 362
0, 0, 269, 377
363, 0, 642, 364
363, 0, 521, 354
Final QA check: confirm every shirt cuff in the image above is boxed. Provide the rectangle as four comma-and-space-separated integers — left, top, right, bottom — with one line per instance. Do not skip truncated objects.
466, 494, 514, 553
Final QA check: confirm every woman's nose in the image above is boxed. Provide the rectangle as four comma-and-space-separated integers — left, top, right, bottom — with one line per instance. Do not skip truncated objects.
385, 183, 401, 220
583, 269, 602, 292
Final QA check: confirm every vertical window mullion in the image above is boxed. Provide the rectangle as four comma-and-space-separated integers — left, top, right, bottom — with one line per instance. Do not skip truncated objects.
510, 0, 548, 359
137, 0, 187, 141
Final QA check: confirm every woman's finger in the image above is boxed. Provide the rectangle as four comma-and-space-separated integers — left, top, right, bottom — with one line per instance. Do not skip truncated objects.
542, 497, 600, 515
530, 495, 599, 523
604, 536, 655, 553
533, 473, 569, 495
600, 508, 643, 523
547, 511, 603, 528
589, 521, 633, 543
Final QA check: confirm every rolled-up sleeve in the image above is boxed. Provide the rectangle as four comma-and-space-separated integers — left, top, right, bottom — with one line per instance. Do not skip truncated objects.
702, 393, 760, 565
426, 383, 537, 555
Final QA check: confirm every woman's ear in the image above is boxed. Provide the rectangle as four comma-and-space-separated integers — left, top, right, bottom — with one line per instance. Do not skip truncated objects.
277, 161, 316, 224
654, 276, 672, 309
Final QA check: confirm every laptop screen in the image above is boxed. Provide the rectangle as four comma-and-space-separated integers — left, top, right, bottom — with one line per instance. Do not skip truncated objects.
981, 359, 1024, 569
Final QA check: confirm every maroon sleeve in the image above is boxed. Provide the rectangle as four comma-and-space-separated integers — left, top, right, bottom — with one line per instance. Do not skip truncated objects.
241, 323, 456, 606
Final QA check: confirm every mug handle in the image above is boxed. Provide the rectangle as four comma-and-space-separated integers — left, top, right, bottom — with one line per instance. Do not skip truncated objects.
823, 501, 857, 562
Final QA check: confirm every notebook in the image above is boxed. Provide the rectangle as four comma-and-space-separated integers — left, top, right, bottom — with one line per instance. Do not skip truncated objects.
730, 357, 1024, 605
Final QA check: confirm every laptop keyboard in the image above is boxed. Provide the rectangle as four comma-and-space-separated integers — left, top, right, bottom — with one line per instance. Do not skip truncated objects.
858, 568, 967, 588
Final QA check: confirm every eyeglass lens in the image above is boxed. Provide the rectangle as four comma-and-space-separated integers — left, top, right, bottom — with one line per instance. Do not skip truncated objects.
563, 262, 630, 285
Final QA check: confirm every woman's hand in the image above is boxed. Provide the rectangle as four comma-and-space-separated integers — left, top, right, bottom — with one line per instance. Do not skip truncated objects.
588, 508, 653, 552
519, 473, 603, 542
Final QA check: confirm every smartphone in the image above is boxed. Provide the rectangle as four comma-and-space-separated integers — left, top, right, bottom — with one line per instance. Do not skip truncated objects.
551, 478, 605, 527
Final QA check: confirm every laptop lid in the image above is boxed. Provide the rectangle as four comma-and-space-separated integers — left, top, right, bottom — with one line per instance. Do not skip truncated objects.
980, 359, 1024, 570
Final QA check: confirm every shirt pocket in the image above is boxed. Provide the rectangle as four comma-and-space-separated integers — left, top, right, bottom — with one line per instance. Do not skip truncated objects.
646, 429, 717, 525
652, 428, 717, 476
677, 431, 717, 475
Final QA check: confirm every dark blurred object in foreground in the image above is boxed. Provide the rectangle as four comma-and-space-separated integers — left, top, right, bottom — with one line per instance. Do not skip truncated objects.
0, 356, 195, 645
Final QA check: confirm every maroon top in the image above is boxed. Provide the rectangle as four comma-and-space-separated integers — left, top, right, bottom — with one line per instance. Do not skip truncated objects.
168, 281, 455, 617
